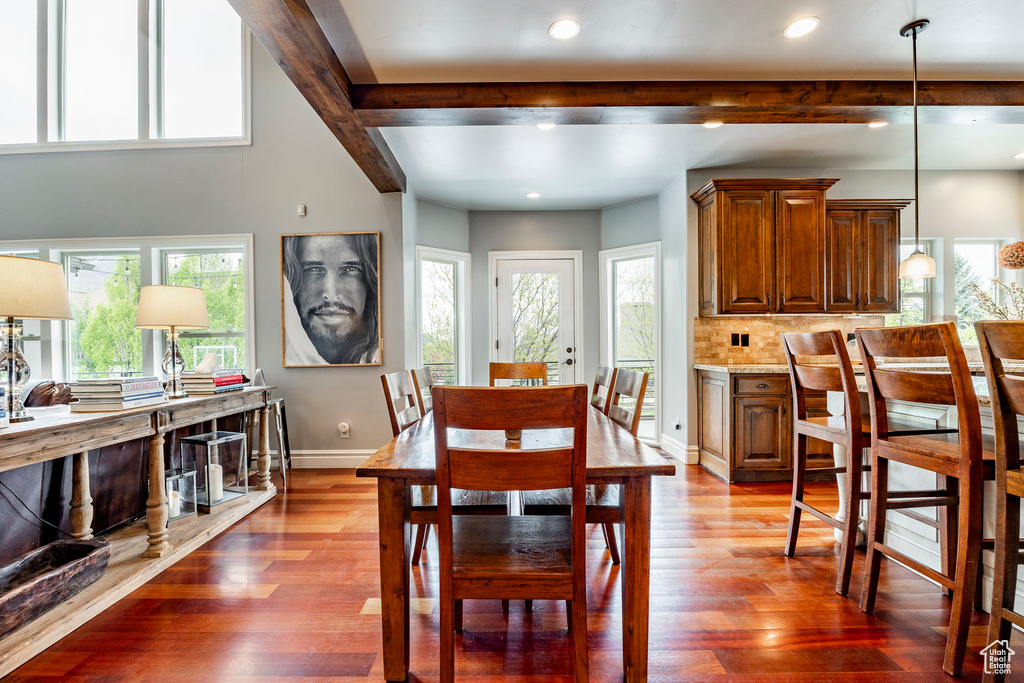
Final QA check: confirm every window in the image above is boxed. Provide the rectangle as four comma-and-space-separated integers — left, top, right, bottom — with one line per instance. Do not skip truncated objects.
417, 247, 470, 386
886, 242, 931, 327
1, 0, 249, 152
954, 240, 1001, 345
163, 249, 246, 371
600, 243, 661, 443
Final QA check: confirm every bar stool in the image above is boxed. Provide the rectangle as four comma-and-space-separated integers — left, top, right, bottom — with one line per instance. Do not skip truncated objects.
978, 321, 1024, 683
856, 322, 984, 677
781, 330, 869, 596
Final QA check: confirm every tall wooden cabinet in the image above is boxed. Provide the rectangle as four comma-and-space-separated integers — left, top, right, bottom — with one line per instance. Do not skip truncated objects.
692, 179, 838, 315
825, 200, 910, 313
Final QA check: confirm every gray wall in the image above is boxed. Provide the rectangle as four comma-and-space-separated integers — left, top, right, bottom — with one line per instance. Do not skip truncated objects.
467, 210, 602, 387
600, 196, 660, 250
0, 38, 407, 457
418, 199, 470, 253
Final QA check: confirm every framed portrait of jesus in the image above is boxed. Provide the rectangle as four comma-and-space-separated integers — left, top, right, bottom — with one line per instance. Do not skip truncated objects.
281, 231, 382, 367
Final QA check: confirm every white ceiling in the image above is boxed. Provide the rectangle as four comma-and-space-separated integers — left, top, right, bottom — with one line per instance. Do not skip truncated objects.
310, 0, 1024, 209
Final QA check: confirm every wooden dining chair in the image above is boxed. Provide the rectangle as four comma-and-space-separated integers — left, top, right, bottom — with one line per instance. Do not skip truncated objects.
381, 370, 422, 437
489, 361, 548, 386
432, 384, 589, 682
590, 365, 616, 412
977, 321, 1024, 683
606, 368, 650, 436
411, 366, 435, 416
781, 330, 870, 596
856, 322, 984, 677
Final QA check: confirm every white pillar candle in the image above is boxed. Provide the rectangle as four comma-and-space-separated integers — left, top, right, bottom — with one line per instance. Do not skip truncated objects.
208, 463, 224, 502
167, 489, 181, 518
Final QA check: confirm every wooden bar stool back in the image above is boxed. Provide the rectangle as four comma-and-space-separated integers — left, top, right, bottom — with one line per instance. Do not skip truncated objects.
977, 320, 1024, 683
780, 330, 868, 596
590, 365, 616, 412
856, 322, 983, 677
411, 367, 435, 415
489, 362, 548, 386
432, 385, 590, 683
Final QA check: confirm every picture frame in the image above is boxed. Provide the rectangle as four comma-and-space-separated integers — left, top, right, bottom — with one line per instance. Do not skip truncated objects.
280, 231, 382, 367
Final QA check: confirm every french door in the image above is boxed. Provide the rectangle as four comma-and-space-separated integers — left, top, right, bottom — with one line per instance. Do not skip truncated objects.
492, 256, 579, 385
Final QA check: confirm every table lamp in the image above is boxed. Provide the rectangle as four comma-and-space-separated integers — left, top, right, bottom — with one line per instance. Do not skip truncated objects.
136, 285, 209, 399
0, 256, 73, 423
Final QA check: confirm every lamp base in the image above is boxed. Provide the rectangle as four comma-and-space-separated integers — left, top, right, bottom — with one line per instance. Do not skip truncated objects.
9, 411, 33, 423
166, 379, 188, 400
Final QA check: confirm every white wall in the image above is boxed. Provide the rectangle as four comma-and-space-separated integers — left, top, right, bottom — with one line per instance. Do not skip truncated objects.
0, 38, 407, 463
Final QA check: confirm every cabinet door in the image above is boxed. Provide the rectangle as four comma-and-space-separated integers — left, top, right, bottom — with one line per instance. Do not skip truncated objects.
776, 190, 826, 312
698, 199, 717, 315
697, 372, 729, 481
733, 396, 791, 471
720, 190, 774, 313
860, 210, 900, 313
825, 210, 859, 312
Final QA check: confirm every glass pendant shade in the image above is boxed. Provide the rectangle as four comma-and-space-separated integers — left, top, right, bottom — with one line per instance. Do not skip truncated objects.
898, 250, 937, 279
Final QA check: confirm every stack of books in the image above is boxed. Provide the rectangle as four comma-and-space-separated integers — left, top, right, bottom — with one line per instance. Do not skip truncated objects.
180, 370, 245, 395
70, 376, 167, 412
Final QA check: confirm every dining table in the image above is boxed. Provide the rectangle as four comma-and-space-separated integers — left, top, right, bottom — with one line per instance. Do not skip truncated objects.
356, 404, 677, 682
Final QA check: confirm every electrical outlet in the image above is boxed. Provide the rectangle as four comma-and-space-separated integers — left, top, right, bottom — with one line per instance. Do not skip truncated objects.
672, 418, 681, 430
848, 332, 856, 342
741, 333, 750, 347
731, 333, 740, 346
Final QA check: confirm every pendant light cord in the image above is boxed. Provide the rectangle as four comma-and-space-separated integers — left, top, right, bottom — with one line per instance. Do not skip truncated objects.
912, 27, 921, 252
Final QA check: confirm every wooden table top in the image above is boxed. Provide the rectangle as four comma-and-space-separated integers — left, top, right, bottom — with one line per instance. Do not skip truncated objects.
357, 407, 677, 484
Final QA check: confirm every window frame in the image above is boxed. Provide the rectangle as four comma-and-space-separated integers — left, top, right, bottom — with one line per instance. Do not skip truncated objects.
415, 245, 471, 386
599, 241, 662, 446
888, 239, 933, 327
952, 237, 1010, 345
1, 0, 251, 155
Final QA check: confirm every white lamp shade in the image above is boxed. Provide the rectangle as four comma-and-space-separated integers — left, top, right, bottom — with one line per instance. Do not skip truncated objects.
898, 251, 937, 279
136, 285, 210, 329
0, 255, 73, 320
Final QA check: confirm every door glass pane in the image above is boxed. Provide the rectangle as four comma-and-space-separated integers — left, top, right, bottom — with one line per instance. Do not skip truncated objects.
613, 257, 656, 440
511, 272, 560, 385
0, 1, 37, 145
67, 254, 143, 380
64, 0, 138, 141
420, 259, 456, 385
954, 242, 998, 345
165, 251, 246, 371
162, 0, 243, 139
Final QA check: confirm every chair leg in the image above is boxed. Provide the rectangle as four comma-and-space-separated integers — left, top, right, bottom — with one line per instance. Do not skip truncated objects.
860, 455, 888, 614
943, 475, 983, 677
939, 475, 958, 599
604, 523, 620, 566
454, 599, 464, 634
525, 599, 533, 613
785, 433, 808, 558
441, 598, 455, 683
501, 599, 509, 613
411, 524, 427, 566
985, 485, 1021, 683
836, 443, 863, 597
570, 597, 589, 683
565, 600, 572, 632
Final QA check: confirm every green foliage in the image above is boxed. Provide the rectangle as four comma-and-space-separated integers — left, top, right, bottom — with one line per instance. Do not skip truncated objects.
420, 261, 456, 382
954, 252, 989, 344
167, 252, 246, 370
72, 256, 143, 377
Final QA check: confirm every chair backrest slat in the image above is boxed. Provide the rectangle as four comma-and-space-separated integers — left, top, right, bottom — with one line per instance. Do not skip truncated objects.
607, 368, 649, 436
781, 330, 862, 430
381, 370, 421, 437
783, 332, 839, 356
1002, 376, 1024, 417
591, 365, 616, 412
439, 386, 575, 430
448, 448, 573, 491
870, 369, 956, 406
410, 367, 435, 415
489, 362, 548, 386
793, 364, 843, 392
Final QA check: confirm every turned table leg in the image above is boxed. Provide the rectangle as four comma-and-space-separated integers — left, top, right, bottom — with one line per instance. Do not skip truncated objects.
256, 404, 274, 491
69, 451, 94, 540
143, 432, 171, 558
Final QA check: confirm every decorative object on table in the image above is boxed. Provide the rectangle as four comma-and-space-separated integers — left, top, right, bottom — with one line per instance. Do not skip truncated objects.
896, 19, 937, 280
181, 431, 248, 512
966, 279, 1024, 320
135, 285, 210, 398
997, 241, 1024, 270
164, 467, 198, 523
0, 256, 73, 423
281, 232, 382, 367
195, 352, 222, 374
0, 386, 7, 429
0, 539, 110, 639
23, 380, 74, 407
179, 369, 245, 395
69, 376, 166, 412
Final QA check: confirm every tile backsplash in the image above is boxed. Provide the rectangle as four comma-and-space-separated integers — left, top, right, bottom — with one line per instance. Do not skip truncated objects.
693, 316, 885, 365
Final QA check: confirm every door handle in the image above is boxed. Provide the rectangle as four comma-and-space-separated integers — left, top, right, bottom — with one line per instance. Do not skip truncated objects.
856, 293, 861, 308
563, 358, 574, 366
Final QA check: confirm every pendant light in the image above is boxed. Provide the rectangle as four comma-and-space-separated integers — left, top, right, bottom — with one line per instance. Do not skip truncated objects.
897, 19, 937, 279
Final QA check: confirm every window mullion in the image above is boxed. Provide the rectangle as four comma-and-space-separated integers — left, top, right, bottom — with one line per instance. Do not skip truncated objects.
137, 0, 150, 140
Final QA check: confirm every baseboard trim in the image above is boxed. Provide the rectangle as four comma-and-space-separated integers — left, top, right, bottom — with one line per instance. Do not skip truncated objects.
290, 450, 374, 469
659, 434, 697, 464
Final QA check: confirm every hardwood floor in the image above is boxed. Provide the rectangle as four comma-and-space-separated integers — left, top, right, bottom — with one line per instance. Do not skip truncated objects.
6, 465, 1011, 682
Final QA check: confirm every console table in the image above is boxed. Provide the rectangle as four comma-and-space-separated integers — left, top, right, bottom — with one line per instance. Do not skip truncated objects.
0, 386, 277, 677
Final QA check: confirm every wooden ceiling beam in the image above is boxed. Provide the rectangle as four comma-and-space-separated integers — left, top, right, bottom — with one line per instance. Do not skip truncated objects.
227, 0, 405, 193
350, 80, 1024, 126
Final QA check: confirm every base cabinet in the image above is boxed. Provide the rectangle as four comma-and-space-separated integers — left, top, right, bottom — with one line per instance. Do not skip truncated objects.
696, 369, 833, 483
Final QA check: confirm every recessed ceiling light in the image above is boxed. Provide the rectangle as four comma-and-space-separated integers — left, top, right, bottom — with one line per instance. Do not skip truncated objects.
702, 121, 723, 129
549, 18, 581, 40
536, 122, 556, 131
1014, 151, 1024, 159
867, 121, 889, 128
526, 192, 541, 199
784, 16, 820, 38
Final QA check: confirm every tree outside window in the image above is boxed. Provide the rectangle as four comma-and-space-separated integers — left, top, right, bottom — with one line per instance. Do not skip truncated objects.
67, 254, 143, 379
420, 259, 457, 385
954, 242, 999, 345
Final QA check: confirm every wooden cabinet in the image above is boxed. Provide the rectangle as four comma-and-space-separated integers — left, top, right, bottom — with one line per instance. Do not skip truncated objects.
692, 179, 837, 315
825, 200, 910, 314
